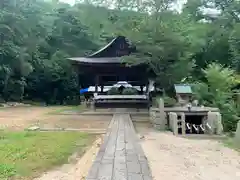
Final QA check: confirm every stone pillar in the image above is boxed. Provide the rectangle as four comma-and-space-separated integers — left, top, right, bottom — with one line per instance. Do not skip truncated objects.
149, 79, 154, 92
181, 113, 186, 135
207, 112, 215, 134
169, 113, 173, 130
215, 112, 223, 135
155, 98, 166, 130
154, 111, 161, 129
207, 111, 223, 135
234, 120, 240, 143
169, 112, 178, 135
149, 108, 156, 124
90, 100, 95, 111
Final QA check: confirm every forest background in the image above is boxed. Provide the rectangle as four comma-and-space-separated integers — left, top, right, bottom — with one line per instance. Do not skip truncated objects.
0, 0, 239, 131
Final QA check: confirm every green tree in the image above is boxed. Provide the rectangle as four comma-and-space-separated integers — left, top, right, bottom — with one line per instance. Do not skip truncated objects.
193, 63, 239, 131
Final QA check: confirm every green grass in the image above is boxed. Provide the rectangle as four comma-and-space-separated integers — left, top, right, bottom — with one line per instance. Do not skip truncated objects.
0, 131, 94, 179
222, 137, 240, 152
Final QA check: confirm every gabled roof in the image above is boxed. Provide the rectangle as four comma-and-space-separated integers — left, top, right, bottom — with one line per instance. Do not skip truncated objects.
174, 84, 192, 94
68, 36, 134, 64
88, 37, 118, 57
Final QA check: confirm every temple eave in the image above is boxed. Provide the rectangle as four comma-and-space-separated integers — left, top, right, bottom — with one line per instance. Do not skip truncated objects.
67, 57, 123, 64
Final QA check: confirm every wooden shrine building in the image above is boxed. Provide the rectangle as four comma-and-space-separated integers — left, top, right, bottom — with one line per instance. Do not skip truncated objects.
68, 36, 150, 108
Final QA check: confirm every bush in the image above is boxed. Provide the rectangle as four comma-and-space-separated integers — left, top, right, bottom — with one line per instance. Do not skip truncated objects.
219, 101, 239, 132
107, 87, 120, 95
193, 63, 239, 132
192, 82, 212, 106
163, 96, 176, 107
122, 87, 138, 95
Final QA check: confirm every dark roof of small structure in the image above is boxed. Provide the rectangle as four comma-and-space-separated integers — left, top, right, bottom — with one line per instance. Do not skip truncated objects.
174, 84, 192, 94
68, 36, 134, 64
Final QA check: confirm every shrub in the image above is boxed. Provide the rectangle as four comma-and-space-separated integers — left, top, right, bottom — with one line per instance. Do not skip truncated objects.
122, 87, 138, 95
218, 101, 239, 132
192, 82, 213, 106
193, 63, 239, 132
163, 96, 176, 107
107, 87, 120, 95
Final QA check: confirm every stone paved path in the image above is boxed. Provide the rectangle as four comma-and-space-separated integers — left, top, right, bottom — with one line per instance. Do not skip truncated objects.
86, 114, 152, 180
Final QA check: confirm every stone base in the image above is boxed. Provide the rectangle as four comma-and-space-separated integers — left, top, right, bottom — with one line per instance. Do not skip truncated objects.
154, 124, 166, 130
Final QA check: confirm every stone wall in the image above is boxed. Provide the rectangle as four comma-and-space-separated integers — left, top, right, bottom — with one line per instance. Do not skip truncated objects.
149, 98, 223, 136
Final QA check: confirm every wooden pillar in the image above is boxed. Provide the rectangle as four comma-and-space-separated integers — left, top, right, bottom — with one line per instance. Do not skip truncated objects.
78, 73, 81, 104
100, 75, 104, 93
73, 66, 81, 104
140, 85, 143, 94
146, 79, 149, 94
95, 75, 99, 95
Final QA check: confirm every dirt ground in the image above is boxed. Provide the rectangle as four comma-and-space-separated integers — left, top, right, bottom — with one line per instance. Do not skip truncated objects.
0, 106, 110, 179
0, 106, 111, 130
35, 115, 111, 130
0, 107, 54, 130
3, 107, 240, 180
134, 123, 240, 180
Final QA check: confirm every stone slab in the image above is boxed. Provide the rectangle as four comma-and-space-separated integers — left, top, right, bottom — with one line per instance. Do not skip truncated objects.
86, 114, 153, 180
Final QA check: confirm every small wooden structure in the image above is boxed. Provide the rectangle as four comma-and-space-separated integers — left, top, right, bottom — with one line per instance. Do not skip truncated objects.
68, 36, 150, 108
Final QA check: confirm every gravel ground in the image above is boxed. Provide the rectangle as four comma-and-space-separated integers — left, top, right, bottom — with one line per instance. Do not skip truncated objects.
141, 132, 240, 180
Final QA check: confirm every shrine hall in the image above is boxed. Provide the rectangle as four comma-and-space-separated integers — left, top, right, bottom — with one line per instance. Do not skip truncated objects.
68, 36, 152, 108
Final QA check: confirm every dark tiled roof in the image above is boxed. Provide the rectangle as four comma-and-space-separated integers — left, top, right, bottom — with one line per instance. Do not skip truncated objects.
88, 37, 118, 57
68, 36, 133, 64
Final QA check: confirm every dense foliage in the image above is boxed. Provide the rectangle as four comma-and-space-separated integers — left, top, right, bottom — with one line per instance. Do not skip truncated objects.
122, 87, 138, 95
193, 63, 239, 131
0, 0, 239, 130
107, 87, 121, 95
